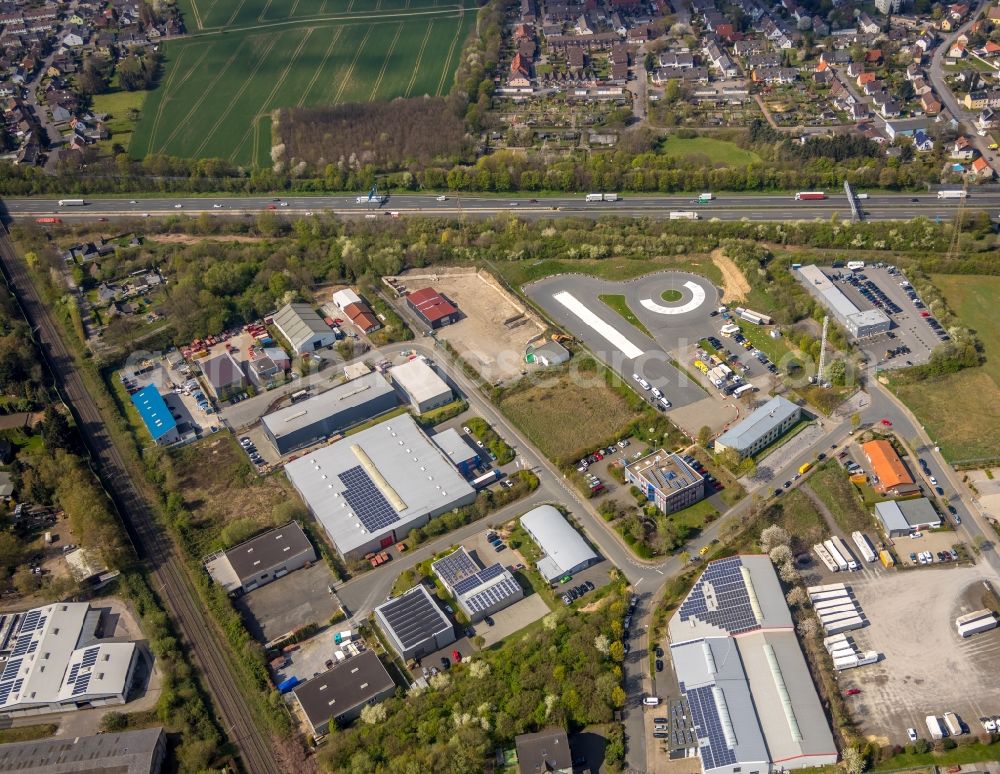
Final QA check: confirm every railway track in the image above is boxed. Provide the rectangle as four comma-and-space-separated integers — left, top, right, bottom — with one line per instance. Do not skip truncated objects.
0, 233, 281, 774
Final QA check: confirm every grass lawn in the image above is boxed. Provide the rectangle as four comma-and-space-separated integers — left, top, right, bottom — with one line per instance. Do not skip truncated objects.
806, 462, 874, 534
599, 294, 652, 338
0, 724, 57, 744
91, 89, 147, 154
689, 446, 746, 506
660, 136, 761, 166
887, 274, 1000, 464
769, 489, 828, 552
500, 369, 643, 465
501, 255, 722, 287
661, 289, 682, 302
132, 0, 476, 165
874, 740, 1000, 770
672, 498, 720, 534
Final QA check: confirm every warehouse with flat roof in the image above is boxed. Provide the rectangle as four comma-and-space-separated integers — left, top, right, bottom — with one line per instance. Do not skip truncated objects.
625, 450, 705, 514
406, 287, 459, 329
796, 265, 891, 338
0, 602, 140, 717
0, 726, 166, 774
273, 302, 336, 354
130, 385, 178, 445
875, 498, 941, 537
374, 585, 455, 661
714, 396, 802, 458
670, 556, 838, 774
389, 358, 453, 413
261, 372, 398, 455
200, 351, 246, 400
432, 547, 524, 622
284, 413, 476, 558
431, 428, 479, 476
291, 650, 395, 734
520, 505, 599, 582
204, 521, 316, 594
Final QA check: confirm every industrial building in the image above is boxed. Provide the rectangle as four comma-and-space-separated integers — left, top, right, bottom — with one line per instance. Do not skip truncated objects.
261, 372, 398, 455
714, 396, 802, 458
796, 265, 891, 338
0, 602, 140, 716
332, 288, 381, 333
374, 585, 456, 661
515, 728, 572, 774
130, 385, 178, 445
389, 358, 453, 413
874, 498, 942, 537
532, 340, 571, 366
272, 302, 337, 354
432, 547, 524, 622
861, 440, 920, 496
291, 650, 395, 735
406, 287, 459, 329
670, 556, 838, 774
625, 450, 705, 514
284, 413, 476, 558
200, 350, 247, 400
520, 505, 599, 582
0, 726, 166, 774
204, 521, 316, 595
431, 428, 480, 476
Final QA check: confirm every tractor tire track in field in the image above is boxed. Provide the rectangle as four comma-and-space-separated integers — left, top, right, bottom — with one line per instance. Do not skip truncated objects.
157, 36, 254, 154
193, 32, 286, 159
257, 0, 275, 23
186, 0, 205, 29
186, 5, 464, 35
298, 25, 344, 105
227, 28, 315, 162
368, 22, 403, 101
435, 5, 463, 95
405, 20, 433, 96
149, 45, 212, 154
224, 0, 249, 27
331, 24, 372, 104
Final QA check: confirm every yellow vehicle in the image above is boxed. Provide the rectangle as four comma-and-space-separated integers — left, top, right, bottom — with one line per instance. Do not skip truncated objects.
798, 462, 813, 475
990, 143, 999, 150
699, 545, 710, 556
694, 360, 709, 373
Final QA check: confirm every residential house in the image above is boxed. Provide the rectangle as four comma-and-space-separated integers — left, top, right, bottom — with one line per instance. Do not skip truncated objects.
856, 71, 877, 88
912, 76, 931, 95
981, 40, 1000, 57
658, 51, 694, 68
858, 13, 881, 35
574, 14, 592, 35
971, 156, 995, 179
905, 62, 923, 81
977, 107, 998, 130
865, 49, 883, 66
920, 92, 942, 114
847, 62, 864, 79
884, 117, 930, 139
951, 136, 977, 159
948, 41, 966, 59
963, 91, 988, 110
912, 130, 934, 151
566, 46, 584, 70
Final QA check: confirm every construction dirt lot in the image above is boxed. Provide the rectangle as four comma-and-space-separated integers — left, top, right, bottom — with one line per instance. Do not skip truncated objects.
397, 268, 545, 383
838, 565, 1000, 744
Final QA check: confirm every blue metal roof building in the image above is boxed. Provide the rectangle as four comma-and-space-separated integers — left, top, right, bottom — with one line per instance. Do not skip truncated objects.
130, 385, 179, 445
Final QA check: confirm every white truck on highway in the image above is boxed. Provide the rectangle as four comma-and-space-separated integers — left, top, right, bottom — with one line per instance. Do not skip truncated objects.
586, 193, 619, 202
937, 190, 968, 199
669, 211, 699, 220
57, 199, 85, 206
697, 193, 714, 203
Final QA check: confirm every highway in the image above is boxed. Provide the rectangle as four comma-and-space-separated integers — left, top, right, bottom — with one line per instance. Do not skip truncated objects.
5, 191, 1000, 222
0, 232, 282, 774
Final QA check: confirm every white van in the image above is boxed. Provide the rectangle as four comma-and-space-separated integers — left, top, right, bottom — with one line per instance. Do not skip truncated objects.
643, 696, 661, 706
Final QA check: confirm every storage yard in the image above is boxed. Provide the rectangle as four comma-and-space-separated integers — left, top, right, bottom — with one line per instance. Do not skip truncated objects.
838, 567, 1000, 743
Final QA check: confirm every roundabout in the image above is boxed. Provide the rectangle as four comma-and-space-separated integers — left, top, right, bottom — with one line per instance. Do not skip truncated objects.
639, 279, 709, 316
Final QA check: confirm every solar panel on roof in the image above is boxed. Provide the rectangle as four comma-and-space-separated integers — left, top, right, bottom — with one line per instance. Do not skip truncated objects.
434, 550, 478, 587
477, 564, 505, 583
81, 647, 99, 668
0, 682, 13, 705
338, 466, 400, 533
687, 685, 737, 770
11, 637, 30, 657
67, 663, 80, 684
72, 673, 92, 696
452, 574, 484, 596
678, 557, 760, 635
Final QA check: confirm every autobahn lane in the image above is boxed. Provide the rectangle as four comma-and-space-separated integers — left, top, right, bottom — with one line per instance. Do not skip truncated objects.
4, 191, 999, 223
0, 232, 281, 774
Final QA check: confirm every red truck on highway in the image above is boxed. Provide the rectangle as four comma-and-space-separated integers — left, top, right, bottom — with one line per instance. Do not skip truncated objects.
794, 192, 826, 200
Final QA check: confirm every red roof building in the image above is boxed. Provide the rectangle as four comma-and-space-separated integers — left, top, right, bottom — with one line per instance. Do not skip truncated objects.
406, 287, 459, 329
344, 302, 381, 333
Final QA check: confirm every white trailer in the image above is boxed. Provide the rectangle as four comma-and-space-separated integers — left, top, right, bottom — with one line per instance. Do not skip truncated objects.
817, 603, 858, 617
852, 531, 877, 563
733, 384, 757, 397
824, 539, 849, 572
603, 193, 619, 202
937, 190, 968, 199
926, 715, 945, 740
856, 650, 879, 667
833, 536, 859, 571
820, 611, 862, 626
57, 198, 86, 206
823, 633, 849, 651
944, 712, 963, 736
824, 616, 865, 634
846, 260, 865, 271
813, 544, 840, 573
808, 583, 847, 595
833, 654, 861, 671
586, 193, 604, 202
814, 596, 853, 609
810, 589, 850, 602
957, 616, 998, 638
669, 211, 699, 220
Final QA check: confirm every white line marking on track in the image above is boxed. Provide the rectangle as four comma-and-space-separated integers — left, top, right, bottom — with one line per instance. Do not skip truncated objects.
639, 281, 706, 315
552, 290, 645, 359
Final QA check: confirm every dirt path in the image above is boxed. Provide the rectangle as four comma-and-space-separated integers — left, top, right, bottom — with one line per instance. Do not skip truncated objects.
147, 233, 267, 244
710, 248, 750, 303
801, 483, 845, 539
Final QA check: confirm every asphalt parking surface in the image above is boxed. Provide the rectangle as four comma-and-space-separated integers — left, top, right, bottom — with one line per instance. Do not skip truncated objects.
525, 272, 721, 412
236, 562, 339, 643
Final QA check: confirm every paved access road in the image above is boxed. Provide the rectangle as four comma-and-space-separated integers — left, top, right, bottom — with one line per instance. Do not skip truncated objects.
0, 232, 282, 774
5, 191, 1000, 222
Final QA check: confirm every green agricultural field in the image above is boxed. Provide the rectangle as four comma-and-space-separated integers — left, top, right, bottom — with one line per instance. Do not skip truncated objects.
660, 137, 760, 166
131, 0, 476, 166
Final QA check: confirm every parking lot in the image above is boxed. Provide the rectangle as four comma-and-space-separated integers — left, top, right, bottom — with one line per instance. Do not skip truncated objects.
236, 562, 340, 644
271, 626, 370, 695
821, 265, 946, 370
121, 360, 218, 440
839, 567, 1000, 744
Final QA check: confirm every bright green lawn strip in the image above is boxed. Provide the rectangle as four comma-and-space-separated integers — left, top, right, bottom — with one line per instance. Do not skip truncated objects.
599, 294, 652, 338
661, 137, 760, 166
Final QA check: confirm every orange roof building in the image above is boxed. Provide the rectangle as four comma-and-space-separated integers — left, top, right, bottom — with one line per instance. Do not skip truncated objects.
862, 440, 919, 495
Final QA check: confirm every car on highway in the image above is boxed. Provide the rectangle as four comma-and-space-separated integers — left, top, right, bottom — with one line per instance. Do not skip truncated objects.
436, 195, 447, 201
509, 202, 519, 207
129, 200, 137, 204
213, 203, 223, 208
280, 202, 288, 207
174, 203, 183, 209
267, 204, 276, 210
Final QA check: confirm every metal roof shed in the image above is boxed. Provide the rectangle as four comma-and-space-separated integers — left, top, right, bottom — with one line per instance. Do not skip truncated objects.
519, 505, 598, 582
